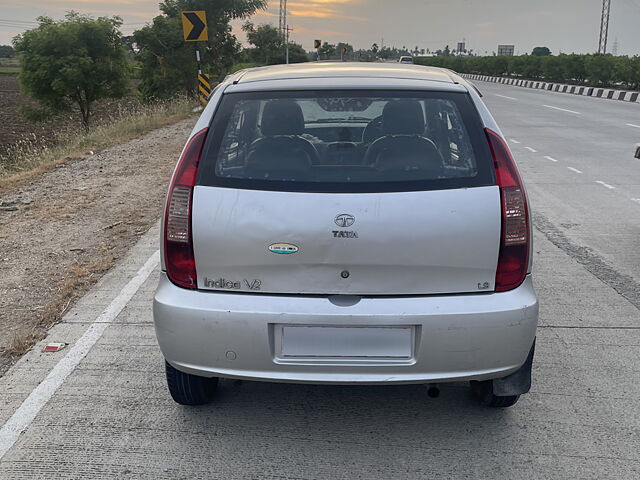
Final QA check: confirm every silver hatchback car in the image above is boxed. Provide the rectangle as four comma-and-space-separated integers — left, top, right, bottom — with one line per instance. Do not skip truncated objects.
154, 63, 538, 408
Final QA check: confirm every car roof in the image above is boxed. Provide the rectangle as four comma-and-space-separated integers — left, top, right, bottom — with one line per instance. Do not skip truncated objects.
232, 62, 456, 86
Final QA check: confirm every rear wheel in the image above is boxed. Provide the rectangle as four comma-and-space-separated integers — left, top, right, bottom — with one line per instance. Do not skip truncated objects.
165, 361, 218, 405
470, 380, 520, 408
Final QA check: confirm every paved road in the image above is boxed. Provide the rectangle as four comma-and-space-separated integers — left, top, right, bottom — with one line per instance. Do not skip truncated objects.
1, 83, 639, 479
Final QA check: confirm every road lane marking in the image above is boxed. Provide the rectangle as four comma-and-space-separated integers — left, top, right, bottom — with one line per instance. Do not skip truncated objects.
567, 167, 583, 174
524, 147, 537, 153
595, 181, 615, 190
632, 198, 640, 204
0, 250, 160, 460
494, 94, 518, 100
626, 123, 640, 129
543, 105, 581, 115
510, 139, 521, 144
544, 156, 559, 162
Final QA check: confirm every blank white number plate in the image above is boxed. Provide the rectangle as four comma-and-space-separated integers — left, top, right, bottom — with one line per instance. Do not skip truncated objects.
281, 326, 413, 359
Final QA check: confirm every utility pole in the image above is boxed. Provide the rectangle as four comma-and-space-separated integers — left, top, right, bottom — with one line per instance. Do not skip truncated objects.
279, 0, 289, 64
598, 0, 611, 54
285, 25, 292, 64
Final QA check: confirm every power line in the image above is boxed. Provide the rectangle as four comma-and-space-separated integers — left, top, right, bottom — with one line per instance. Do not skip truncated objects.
0, 18, 39, 25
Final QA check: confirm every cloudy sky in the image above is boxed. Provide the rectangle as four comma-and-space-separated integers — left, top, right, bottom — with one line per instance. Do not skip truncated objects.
1, 0, 640, 55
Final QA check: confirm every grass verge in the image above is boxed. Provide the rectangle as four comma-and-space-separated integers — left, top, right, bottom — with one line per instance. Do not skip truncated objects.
3, 253, 116, 360
0, 96, 195, 187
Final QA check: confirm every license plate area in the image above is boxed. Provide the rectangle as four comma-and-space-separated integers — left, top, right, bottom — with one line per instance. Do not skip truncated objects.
274, 325, 417, 365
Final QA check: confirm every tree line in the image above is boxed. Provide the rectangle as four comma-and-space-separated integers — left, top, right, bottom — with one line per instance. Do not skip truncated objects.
415, 54, 640, 90
10, 0, 311, 130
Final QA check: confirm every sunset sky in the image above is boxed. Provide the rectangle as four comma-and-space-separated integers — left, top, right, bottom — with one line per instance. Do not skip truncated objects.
1, 0, 639, 55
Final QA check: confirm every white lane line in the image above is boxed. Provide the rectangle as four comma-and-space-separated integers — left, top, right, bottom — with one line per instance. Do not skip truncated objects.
626, 123, 640, 129
632, 198, 640, 204
544, 156, 559, 162
595, 180, 615, 190
0, 250, 160, 460
543, 105, 581, 115
567, 167, 583, 174
524, 147, 537, 153
510, 139, 521, 144
495, 94, 518, 100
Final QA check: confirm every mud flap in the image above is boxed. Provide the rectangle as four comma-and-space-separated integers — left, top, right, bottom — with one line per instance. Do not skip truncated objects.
492, 339, 535, 397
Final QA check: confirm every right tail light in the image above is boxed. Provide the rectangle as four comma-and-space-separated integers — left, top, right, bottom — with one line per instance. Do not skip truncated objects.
486, 129, 530, 292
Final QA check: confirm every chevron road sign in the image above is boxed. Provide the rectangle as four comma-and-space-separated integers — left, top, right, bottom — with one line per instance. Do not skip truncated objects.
181, 11, 208, 42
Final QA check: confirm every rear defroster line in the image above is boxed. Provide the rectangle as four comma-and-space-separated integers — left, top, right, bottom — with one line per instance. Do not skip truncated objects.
0, 250, 160, 460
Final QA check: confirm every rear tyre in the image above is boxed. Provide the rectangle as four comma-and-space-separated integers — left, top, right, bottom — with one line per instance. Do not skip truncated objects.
165, 361, 218, 405
470, 380, 520, 408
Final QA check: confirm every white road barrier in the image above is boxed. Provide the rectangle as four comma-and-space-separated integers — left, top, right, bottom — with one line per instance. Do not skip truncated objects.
462, 74, 640, 104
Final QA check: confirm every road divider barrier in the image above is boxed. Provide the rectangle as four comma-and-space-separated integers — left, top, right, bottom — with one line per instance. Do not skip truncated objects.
462, 74, 640, 104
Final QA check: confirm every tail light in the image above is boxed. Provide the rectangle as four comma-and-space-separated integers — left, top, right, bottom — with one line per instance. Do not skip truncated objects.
164, 128, 208, 289
485, 129, 530, 292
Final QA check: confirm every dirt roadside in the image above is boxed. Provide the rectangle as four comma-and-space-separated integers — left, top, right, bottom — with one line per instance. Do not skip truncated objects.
0, 117, 196, 376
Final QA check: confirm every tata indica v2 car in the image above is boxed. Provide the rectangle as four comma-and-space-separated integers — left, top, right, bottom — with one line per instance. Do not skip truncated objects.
153, 63, 538, 408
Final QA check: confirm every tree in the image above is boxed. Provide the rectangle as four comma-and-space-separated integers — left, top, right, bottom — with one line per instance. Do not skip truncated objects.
319, 42, 336, 60
336, 42, 353, 60
371, 43, 379, 56
285, 43, 310, 64
0, 45, 15, 58
13, 13, 129, 130
585, 54, 615, 86
135, 0, 267, 100
134, 15, 195, 100
242, 22, 308, 65
242, 22, 282, 64
532, 46, 551, 56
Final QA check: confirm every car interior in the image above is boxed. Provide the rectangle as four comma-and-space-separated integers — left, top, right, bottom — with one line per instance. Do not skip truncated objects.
214, 95, 478, 183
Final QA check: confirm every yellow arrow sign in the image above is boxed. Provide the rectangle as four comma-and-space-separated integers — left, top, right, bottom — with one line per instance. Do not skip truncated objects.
314, 39, 322, 49
181, 11, 208, 42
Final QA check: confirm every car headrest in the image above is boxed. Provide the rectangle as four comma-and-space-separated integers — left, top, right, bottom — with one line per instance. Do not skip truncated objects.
382, 100, 425, 135
261, 100, 305, 136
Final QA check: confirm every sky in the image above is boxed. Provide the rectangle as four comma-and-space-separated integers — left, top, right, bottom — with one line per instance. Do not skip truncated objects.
1, 0, 640, 56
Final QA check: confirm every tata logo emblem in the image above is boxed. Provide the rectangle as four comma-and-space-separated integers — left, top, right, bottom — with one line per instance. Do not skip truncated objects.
335, 214, 355, 228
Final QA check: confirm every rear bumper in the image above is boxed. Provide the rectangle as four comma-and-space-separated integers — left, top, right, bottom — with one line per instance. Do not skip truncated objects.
153, 273, 538, 385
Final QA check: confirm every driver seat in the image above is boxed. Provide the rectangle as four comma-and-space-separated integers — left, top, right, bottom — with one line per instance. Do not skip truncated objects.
363, 100, 444, 175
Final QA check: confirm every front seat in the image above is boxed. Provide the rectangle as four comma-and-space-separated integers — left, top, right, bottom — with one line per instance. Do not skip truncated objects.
363, 100, 444, 176
246, 100, 318, 180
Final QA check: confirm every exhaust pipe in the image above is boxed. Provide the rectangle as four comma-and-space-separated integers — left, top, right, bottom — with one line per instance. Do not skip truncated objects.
427, 385, 440, 398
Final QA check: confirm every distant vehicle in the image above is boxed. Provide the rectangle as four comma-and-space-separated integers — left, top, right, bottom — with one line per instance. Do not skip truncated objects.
635, 143, 640, 159
398, 56, 414, 64
154, 62, 538, 409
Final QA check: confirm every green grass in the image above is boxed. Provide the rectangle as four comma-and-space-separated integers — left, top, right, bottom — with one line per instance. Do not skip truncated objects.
0, 68, 19, 75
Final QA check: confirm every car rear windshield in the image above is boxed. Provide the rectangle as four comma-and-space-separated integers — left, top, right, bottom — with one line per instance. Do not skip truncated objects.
198, 89, 495, 193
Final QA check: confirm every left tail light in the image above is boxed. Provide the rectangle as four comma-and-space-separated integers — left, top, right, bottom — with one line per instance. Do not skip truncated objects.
164, 128, 208, 289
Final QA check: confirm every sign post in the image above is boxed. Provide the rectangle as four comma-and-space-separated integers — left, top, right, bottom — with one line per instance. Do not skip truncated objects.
181, 11, 210, 106
314, 39, 322, 61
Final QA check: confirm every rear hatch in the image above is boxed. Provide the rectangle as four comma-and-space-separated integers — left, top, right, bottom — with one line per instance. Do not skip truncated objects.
192, 88, 500, 295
